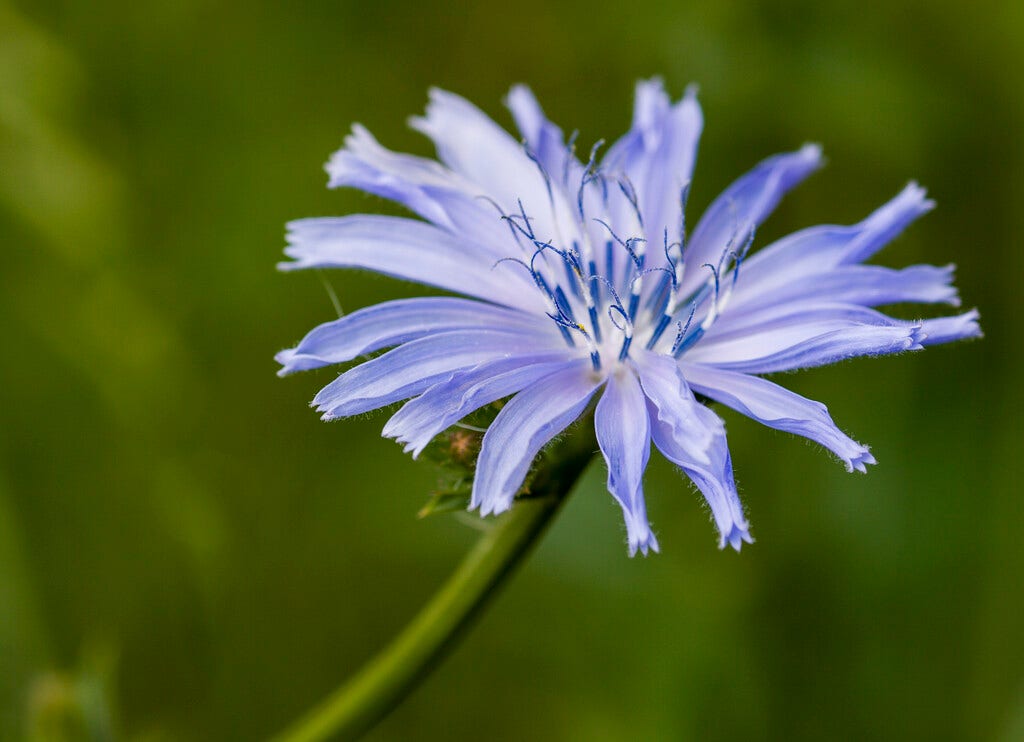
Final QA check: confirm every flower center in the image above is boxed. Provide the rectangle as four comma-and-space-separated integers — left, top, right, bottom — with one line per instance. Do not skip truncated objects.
492, 140, 752, 376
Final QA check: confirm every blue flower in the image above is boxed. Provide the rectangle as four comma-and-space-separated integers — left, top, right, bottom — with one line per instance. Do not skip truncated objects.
278, 80, 981, 556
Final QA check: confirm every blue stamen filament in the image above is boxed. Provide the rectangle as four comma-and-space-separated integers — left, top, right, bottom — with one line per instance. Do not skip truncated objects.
606, 304, 633, 362
617, 177, 643, 230
492, 142, 748, 372
627, 276, 642, 324
562, 130, 579, 186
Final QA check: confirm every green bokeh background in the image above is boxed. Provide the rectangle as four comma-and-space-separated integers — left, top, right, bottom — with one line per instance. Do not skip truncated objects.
1, 1, 1020, 739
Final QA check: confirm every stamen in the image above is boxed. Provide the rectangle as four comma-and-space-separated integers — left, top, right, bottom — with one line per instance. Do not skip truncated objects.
562, 129, 579, 186
604, 239, 616, 293
618, 333, 633, 362
626, 236, 647, 265
605, 303, 634, 362
515, 199, 535, 240
590, 273, 624, 307
646, 266, 675, 316
521, 140, 554, 207
620, 237, 646, 298
552, 285, 576, 322
617, 177, 644, 230
564, 318, 601, 372
577, 139, 606, 221
476, 196, 536, 258
494, 254, 576, 347
587, 304, 602, 344
702, 262, 721, 305
670, 304, 697, 351
646, 314, 673, 350
500, 214, 534, 245
671, 303, 703, 358
639, 267, 677, 349
731, 226, 756, 287
646, 229, 681, 313
490, 142, 715, 374
627, 274, 643, 323
544, 311, 581, 347
678, 182, 691, 249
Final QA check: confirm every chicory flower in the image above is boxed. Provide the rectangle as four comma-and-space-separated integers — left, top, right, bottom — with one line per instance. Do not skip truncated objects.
278, 80, 980, 556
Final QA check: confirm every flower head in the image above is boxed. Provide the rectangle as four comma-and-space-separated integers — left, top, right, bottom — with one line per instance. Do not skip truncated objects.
278, 80, 981, 556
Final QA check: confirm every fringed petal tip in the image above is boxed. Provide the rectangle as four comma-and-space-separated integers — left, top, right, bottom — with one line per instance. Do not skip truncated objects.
875, 182, 935, 223
818, 182, 935, 267
900, 180, 936, 213
275, 348, 299, 377
504, 83, 537, 115
380, 425, 429, 460
469, 496, 513, 520
919, 308, 983, 346
933, 264, 962, 307
798, 142, 825, 168
622, 511, 661, 557
628, 529, 661, 558
907, 325, 928, 351
276, 257, 304, 272
845, 448, 877, 474
719, 523, 754, 552
278, 234, 315, 271
324, 124, 374, 186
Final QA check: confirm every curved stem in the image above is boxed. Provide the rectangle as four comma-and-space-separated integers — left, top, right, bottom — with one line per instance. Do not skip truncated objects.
271, 426, 596, 742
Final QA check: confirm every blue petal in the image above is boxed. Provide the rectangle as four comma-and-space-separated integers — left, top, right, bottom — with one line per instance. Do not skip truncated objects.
735, 183, 934, 297
471, 364, 600, 517
631, 350, 714, 465
280, 215, 542, 311
328, 129, 516, 248
920, 309, 983, 346
276, 297, 543, 376
635, 352, 751, 550
637, 88, 702, 258
382, 355, 578, 458
603, 80, 702, 257
688, 304, 926, 373
703, 301, 923, 340
312, 328, 564, 420
505, 85, 569, 178
603, 79, 671, 169
837, 182, 935, 264
728, 263, 961, 315
595, 371, 658, 557
679, 144, 824, 297
681, 362, 876, 473
410, 88, 580, 246
326, 124, 481, 231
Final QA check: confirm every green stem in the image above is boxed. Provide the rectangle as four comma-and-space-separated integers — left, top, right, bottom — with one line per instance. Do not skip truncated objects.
271, 426, 596, 742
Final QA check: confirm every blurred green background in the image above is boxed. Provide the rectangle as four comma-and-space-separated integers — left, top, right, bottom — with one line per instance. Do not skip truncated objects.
1, 0, 1020, 739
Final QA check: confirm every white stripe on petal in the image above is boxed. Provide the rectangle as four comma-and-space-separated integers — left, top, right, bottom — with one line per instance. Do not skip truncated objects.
635, 352, 751, 550
410, 88, 581, 251
727, 263, 960, 316
312, 328, 564, 420
687, 305, 926, 374
281, 215, 543, 311
276, 297, 544, 375
471, 364, 599, 517
595, 370, 658, 557
732, 183, 934, 303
